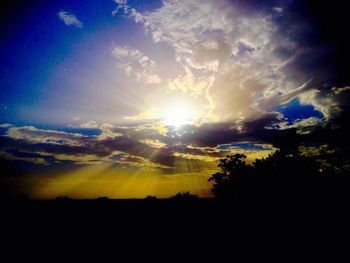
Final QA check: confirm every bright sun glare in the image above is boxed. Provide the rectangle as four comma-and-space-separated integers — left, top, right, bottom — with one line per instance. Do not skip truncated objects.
163, 108, 193, 127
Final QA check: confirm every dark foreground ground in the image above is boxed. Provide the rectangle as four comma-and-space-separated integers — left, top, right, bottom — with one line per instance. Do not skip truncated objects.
1, 196, 348, 224
1, 197, 349, 258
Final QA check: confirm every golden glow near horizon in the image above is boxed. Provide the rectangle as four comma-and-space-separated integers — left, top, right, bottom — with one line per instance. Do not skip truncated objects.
14, 147, 274, 199
25, 163, 216, 199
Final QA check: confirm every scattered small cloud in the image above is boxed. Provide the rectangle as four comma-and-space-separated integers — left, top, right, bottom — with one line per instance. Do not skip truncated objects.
272, 7, 283, 15
57, 10, 83, 28
112, 0, 129, 16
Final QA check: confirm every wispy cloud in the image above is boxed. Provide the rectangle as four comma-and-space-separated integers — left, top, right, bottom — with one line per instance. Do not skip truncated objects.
0, 150, 49, 165
57, 11, 83, 28
111, 45, 161, 84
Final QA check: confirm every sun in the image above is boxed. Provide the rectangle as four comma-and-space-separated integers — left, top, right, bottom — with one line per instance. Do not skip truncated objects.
163, 108, 194, 127
149, 95, 203, 127
160, 104, 200, 128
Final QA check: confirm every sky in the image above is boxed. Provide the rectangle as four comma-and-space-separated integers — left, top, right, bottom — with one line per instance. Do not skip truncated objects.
1, 0, 349, 199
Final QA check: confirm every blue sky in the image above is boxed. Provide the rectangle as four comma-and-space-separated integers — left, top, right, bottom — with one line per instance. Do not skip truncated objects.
0, 0, 163, 126
274, 99, 324, 124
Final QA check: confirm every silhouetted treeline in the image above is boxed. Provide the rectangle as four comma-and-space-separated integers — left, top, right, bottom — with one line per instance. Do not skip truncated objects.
208, 147, 350, 203
170, 192, 198, 200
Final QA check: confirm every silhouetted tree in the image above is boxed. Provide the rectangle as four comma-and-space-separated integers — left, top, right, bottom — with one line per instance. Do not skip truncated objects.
209, 154, 251, 199
208, 148, 349, 203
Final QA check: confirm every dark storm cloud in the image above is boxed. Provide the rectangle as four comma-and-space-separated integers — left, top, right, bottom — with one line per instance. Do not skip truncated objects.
229, 0, 350, 119
0, 127, 169, 166
178, 122, 240, 147
277, 1, 350, 88
299, 87, 350, 149
233, 0, 350, 87
0, 118, 279, 168
0, 125, 213, 168
247, 1, 350, 145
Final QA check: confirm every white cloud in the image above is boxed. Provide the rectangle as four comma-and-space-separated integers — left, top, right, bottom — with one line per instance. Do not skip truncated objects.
80, 121, 99, 129
112, 0, 128, 16
58, 11, 83, 28
6, 126, 85, 145
0, 123, 13, 128
111, 45, 161, 84
114, 0, 127, 4
112, 0, 145, 23
167, 66, 213, 97
113, 0, 305, 123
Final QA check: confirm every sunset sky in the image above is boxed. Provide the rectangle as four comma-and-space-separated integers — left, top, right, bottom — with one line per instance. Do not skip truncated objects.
1, 0, 349, 198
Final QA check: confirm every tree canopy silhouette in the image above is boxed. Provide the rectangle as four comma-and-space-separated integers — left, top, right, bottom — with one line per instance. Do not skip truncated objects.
208, 148, 349, 203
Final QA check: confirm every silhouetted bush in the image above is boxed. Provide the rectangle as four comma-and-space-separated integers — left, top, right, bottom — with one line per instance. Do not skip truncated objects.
145, 195, 157, 200
96, 197, 109, 201
55, 196, 72, 201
